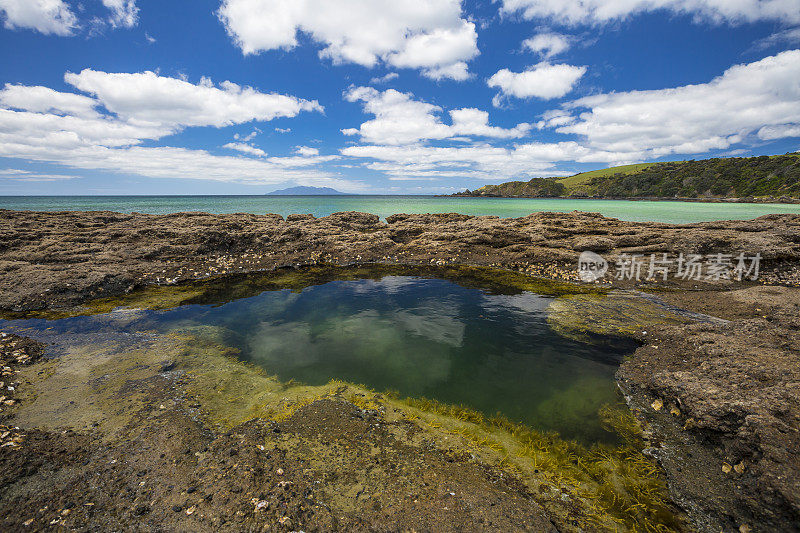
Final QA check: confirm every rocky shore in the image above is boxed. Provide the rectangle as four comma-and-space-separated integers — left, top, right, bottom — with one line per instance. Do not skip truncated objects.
1, 209, 799, 531
1, 209, 799, 313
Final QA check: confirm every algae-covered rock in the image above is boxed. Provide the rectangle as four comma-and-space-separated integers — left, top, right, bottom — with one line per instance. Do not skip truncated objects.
546, 291, 695, 343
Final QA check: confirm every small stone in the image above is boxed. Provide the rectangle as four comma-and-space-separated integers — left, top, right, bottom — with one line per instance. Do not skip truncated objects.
739, 524, 752, 533
722, 462, 733, 474
23, 518, 34, 527
734, 461, 746, 474
670, 406, 681, 417
185, 505, 196, 515
276, 468, 284, 475
651, 399, 663, 411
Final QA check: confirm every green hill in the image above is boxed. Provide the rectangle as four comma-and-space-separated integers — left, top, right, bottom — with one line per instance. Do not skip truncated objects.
452, 177, 566, 198
558, 163, 660, 191
453, 153, 800, 200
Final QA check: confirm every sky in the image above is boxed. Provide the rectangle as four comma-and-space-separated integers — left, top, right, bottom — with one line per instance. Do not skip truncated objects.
0, 0, 799, 195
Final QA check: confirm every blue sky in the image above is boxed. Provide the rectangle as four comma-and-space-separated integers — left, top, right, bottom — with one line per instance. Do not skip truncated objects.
0, 0, 799, 195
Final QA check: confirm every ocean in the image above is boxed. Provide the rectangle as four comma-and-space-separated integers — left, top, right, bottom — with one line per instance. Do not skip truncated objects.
2, 195, 799, 224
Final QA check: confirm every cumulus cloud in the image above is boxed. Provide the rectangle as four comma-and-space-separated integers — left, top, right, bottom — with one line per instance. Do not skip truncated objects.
343, 86, 532, 145
64, 69, 323, 129
342, 142, 596, 180
101, 0, 139, 28
295, 146, 319, 156
341, 51, 800, 181
223, 142, 266, 157
488, 62, 586, 103
0, 0, 77, 35
501, 0, 800, 25
218, 0, 479, 80
543, 49, 800, 158
522, 32, 571, 59
0, 84, 99, 118
0, 73, 352, 188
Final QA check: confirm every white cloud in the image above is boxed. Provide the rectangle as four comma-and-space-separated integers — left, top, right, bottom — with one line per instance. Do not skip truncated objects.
758, 124, 800, 140
343, 86, 532, 145
343, 51, 800, 182
501, 0, 800, 25
0, 84, 99, 118
234, 128, 261, 142
422, 62, 471, 81
522, 32, 571, 59
752, 27, 800, 50
64, 69, 323, 129
102, 0, 138, 28
546, 50, 800, 158
0, 168, 78, 181
369, 72, 399, 84
0, 74, 356, 189
295, 146, 319, 156
488, 62, 586, 103
218, 0, 479, 80
0, 107, 169, 148
0, 0, 77, 35
223, 142, 266, 157
342, 141, 598, 180
275, 127, 291, 133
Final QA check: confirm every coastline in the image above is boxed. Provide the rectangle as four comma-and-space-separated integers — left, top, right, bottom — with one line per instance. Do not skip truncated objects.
1, 209, 799, 531
442, 193, 800, 204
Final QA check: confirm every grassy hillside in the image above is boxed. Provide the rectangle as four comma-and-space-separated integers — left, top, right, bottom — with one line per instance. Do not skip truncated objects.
454, 153, 800, 199
454, 177, 566, 197
581, 154, 800, 198
558, 163, 660, 190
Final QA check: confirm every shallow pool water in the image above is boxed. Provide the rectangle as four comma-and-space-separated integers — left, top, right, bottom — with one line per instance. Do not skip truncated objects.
1, 275, 637, 444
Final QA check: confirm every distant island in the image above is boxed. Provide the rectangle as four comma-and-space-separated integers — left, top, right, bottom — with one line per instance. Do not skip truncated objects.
267, 186, 347, 195
449, 152, 800, 202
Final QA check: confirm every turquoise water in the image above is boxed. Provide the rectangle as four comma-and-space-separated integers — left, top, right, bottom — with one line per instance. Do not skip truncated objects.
2, 195, 799, 223
0, 275, 636, 444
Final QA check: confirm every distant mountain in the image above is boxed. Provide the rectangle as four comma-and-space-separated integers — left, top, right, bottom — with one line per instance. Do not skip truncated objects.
267, 186, 347, 195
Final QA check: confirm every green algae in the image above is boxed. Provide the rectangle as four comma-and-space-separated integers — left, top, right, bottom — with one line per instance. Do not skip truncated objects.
547, 291, 692, 344
400, 396, 684, 532
6, 266, 690, 531
12, 320, 684, 532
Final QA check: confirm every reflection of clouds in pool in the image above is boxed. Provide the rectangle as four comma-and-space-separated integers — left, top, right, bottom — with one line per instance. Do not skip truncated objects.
394, 298, 465, 347
247, 321, 318, 367
481, 293, 550, 316
246, 309, 453, 391
350, 276, 421, 295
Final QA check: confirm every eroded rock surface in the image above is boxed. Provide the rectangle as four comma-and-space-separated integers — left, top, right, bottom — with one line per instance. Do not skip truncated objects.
1, 210, 799, 312
618, 286, 800, 531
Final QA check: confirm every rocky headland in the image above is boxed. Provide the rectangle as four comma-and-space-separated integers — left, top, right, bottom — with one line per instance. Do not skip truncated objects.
1, 209, 799, 531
